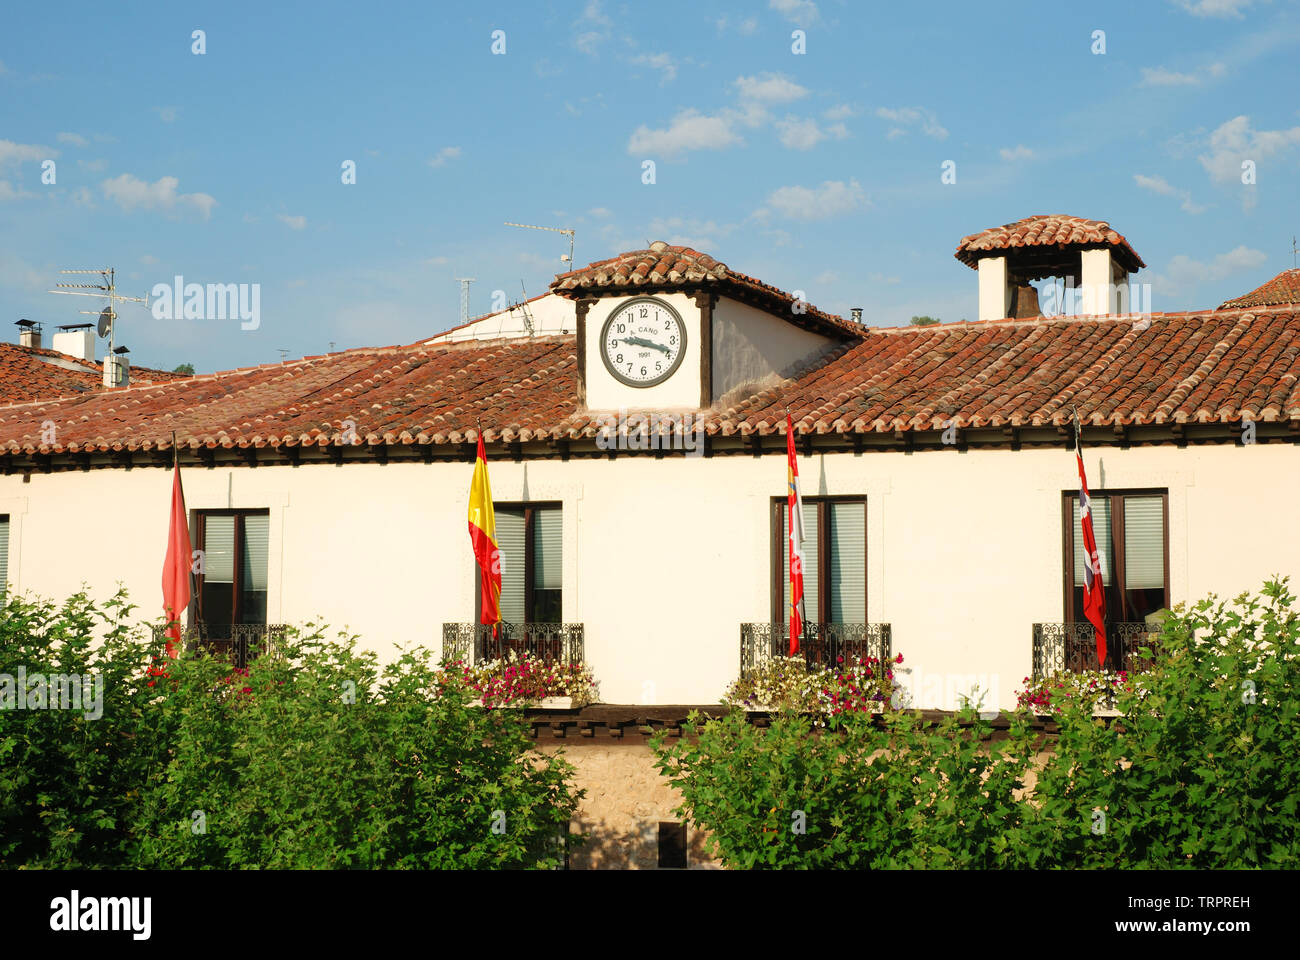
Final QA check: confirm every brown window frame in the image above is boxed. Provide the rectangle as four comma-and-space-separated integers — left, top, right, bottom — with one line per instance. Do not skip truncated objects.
191, 509, 271, 630
1060, 488, 1170, 623
769, 496, 868, 625
474, 501, 563, 625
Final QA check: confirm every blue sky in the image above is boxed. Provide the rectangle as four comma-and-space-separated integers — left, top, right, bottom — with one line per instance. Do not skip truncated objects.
2, 0, 1298, 373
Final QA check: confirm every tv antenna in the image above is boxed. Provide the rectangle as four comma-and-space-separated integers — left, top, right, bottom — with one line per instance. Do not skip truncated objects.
515, 280, 536, 337
504, 221, 575, 267
47, 268, 148, 387
455, 277, 476, 325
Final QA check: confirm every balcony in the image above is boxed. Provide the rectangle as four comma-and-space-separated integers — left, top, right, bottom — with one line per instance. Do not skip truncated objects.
1031, 622, 1160, 679
442, 622, 585, 666
740, 622, 892, 678
152, 623, 289, 670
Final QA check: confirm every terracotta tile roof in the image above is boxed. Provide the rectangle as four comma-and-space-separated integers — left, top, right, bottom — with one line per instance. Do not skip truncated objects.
955, 214, 1146, 272
0, 343, 188, 405
1219, 268, 1300, 310
550, 241, 863, 338
1, 308, 1296, 457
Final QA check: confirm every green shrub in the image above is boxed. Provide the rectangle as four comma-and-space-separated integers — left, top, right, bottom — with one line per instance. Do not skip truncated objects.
656, 579, 1300, 869
1024, 578, 1300, 868
0, 588, 582, 869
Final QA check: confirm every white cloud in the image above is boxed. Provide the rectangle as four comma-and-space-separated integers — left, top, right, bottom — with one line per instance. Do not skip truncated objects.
574, 0, 611, 54
1152, 245, 1267, 295
0, 139, 53, 168
815, 269, 837, 286
1171, 0, 1259, 18
0, 180, 31, 201
140, 254, 158, 265
765, 179, 867, 221
627, 109, 743, 157
875, 106, 948, 140
425, 255, 450, 266
824, 104, 855, 121
1134, 173, 1206, 213
152, 106, 179, 123
646, 216, 732, 250
1141, 67, 1200, 86
78, 157, 107, 172
736, 72, 809, 105
277, 213, 307, 230
1198, 115, 1300, 183
632, 52, 676, 84
101, 173, 216, 219
769, 0, 819, 27
69, 186, 94, 206
999, 145, 1034, 161
428, 146, 462, 168
588, 206, 612, 218
775, 116, 848, 150
56, 132, 89, 147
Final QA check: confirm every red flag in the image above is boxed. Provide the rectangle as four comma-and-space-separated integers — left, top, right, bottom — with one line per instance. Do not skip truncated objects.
161, 457, 193, 660
786, 414, 807, 656
468, 433, 502, 635
1076, 449, 1107, 669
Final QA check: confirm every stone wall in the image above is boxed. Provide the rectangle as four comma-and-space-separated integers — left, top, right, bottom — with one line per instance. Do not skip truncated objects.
536, 743, 721, 870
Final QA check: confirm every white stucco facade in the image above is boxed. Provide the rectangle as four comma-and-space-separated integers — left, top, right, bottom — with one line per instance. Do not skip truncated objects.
2, 440, 1295, 710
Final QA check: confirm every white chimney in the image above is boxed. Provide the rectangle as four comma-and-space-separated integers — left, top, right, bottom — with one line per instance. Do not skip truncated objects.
16, 319, 42, 349
103, 353, 129, 388
977, 257, 1011, 322
52, 324, 96, 362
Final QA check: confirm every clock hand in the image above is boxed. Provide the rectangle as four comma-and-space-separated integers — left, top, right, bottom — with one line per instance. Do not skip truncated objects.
625, 336, 670, 355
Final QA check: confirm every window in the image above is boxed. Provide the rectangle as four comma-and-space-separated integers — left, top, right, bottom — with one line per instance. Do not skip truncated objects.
0, 514, 8, 596
194, 510, 270, 631
772, 498, 867, 624
479, 504, 562, 624
1063, 490, 1168, 624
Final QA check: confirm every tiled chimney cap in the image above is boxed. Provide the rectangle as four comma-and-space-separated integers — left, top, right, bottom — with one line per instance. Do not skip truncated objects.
1218, 268, 1300, 310
955, 214, 1145, 272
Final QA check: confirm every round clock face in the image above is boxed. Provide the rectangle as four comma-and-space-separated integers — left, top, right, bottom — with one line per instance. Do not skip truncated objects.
600, 297, 687, 388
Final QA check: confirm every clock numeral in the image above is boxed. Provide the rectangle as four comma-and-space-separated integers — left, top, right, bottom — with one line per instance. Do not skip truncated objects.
639, 307, 648, 318
616, 323, 626, 333
616, 353, 623, 363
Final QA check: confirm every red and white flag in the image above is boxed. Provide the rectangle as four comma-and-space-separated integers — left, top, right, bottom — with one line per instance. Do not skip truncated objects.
1075, 437, 1107, 669
786, 414, 807, 656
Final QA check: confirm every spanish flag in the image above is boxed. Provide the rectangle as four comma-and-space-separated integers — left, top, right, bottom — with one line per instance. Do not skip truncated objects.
468, 433, 502, 633
786, 413, 807, 656
160, 444, 192, 659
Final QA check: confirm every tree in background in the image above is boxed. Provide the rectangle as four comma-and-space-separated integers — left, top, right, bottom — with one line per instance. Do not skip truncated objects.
910, 316, 940, 326
172, 363, 195, 375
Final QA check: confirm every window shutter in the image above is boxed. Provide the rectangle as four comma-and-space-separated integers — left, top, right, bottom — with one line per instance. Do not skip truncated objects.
204, 515, 235, 584
241, 514, 269, 592
1073, 496, 1113, 586
495, 509, 526, 624
533, 508, 562, 591
829, 502, 866, 623
1123, 496, 1165, 589
0, 516, 9, 595
781, 502, 819, 625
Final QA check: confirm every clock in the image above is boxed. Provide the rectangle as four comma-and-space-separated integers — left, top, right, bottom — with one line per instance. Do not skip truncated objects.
599, 296, 688, 388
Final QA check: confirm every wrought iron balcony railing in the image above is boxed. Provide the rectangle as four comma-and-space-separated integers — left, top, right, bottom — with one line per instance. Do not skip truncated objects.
740, 622, 892, 678
1032, 622, 1161, 679
442, 622, 585, 666
152, 623, 289, 670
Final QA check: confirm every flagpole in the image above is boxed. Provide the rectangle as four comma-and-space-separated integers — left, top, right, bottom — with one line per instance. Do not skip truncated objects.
1073, 406, 1108, 671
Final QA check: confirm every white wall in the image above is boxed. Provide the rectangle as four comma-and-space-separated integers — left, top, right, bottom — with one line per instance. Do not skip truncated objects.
425, 293, 576, 343
583, 291, 703, 411
710, 298, 833, 403
2, 442, 1296, 710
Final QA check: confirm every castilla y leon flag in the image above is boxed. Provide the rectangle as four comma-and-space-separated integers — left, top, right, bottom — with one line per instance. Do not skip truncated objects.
786, 413, 807, 656
468, 433, 502, 635
1075, 423, 1108, 669
160, 448, 193, 660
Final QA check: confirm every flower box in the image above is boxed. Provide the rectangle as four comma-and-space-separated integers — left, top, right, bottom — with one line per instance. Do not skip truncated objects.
468, 696, 575, 709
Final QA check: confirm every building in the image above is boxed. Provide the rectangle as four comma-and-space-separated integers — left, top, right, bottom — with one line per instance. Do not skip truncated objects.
1, 216, 1298, 714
